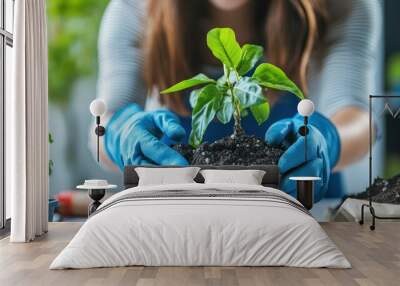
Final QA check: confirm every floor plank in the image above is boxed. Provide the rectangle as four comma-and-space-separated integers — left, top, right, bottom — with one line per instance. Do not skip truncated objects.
0, 222, 399, 286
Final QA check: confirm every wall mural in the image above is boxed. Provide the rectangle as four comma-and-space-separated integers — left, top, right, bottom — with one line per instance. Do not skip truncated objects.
47, 0, 399, 222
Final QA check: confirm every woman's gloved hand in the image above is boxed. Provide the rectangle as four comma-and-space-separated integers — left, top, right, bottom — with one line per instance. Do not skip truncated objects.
265, 113, 341, 202
105, 104, 188, 170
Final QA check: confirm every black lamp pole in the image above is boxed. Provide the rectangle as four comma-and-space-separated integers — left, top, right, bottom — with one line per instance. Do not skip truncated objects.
94, 116, 105, 163
298, 116, 309, 162
90, 99, 107, 163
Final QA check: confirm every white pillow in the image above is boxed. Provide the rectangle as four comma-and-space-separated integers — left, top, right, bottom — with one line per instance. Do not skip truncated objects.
200, 169, 266, 185
135, 167, 201, 186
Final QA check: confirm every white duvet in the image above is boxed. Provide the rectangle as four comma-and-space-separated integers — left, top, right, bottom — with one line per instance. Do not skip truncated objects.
50, 183, 350, 269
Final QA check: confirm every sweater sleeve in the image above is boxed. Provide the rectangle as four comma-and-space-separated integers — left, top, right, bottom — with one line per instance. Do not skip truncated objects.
308, 0, 383, 117
96, 0, 147, 113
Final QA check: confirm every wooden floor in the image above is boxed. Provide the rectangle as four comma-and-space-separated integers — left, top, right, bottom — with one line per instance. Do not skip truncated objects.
0, 222, 399, 286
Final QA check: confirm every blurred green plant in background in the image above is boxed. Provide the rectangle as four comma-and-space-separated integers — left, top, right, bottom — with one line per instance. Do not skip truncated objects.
387, 53, 400, 89
47, 0, 109, 105
385, 53, 400, 178
385, 155, 400, 178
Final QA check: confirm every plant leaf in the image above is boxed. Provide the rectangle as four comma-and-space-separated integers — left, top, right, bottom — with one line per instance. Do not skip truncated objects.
252, 63, 304, 99
240, 108, 249, 118
217, 74, 227, 87
48, 133, 54, 144
237, 44, 264, 75
161, 73, 215, 94
49, 159, 54, 176
216, 96, 234, 124
250, 101, 270, 125
207, 28, 242, 69
234, 77, 265, 109
189, 84, 221, 147
215, 75, 230, 96
189, 89, 201, 108
217, 72, 237, 87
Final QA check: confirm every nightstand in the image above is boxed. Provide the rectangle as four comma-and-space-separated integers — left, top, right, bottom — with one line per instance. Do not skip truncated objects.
289, 177, 321, 210
77, 180, 117, 216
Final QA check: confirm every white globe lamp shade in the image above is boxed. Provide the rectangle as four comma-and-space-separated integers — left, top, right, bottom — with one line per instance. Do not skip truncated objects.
90, 99, 107, 117
297, 99, 315, 117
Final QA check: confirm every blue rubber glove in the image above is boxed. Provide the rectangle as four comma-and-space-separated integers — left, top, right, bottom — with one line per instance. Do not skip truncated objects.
105, 104, 188, 170
265, 112, 341, 202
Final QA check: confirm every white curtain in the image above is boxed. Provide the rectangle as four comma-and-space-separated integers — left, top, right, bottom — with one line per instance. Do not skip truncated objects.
8, 0, 49, 242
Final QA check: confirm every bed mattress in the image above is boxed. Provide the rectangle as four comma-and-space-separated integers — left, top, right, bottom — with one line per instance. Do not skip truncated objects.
50, 183, 350, 269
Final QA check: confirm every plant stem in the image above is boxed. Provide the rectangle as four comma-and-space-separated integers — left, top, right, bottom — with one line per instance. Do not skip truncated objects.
225, 67, 243, 136
233, 98, 243, 136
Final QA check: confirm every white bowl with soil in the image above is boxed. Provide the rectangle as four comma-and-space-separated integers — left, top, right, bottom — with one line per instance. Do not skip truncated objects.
336, 174, 400, 222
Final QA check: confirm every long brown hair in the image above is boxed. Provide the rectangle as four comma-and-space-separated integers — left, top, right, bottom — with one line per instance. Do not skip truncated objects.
143, 0, 329, 115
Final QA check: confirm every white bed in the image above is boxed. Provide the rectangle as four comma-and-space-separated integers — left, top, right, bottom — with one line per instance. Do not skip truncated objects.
50, 183, 350, 269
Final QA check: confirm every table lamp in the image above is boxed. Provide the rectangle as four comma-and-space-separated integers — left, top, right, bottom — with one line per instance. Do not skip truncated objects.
90, 99, 107, 162
289, 99, 319, 210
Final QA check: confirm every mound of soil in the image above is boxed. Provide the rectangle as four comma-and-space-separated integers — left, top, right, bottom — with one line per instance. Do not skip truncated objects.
351, 174, 400, 204
173, 134, 284, 166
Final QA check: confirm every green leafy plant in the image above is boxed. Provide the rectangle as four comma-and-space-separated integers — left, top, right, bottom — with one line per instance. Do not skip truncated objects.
47, 0, 109, 105
161, 27, 304, 147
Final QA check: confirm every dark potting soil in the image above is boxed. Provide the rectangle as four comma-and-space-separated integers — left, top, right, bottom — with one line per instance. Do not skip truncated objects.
350, 174, 400, 204
173, 134, 284, 166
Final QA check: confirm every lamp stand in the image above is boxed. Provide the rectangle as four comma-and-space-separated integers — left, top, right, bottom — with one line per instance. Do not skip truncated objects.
94, 116, 105, 162
289, 176, 321, 210
296, 180, 314, 210
88, 188, 106, 216
298, 116, 309, 162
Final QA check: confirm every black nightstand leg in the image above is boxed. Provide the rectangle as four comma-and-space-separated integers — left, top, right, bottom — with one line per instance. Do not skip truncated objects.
88, 189, 105, 216
296, 181, 314, 210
